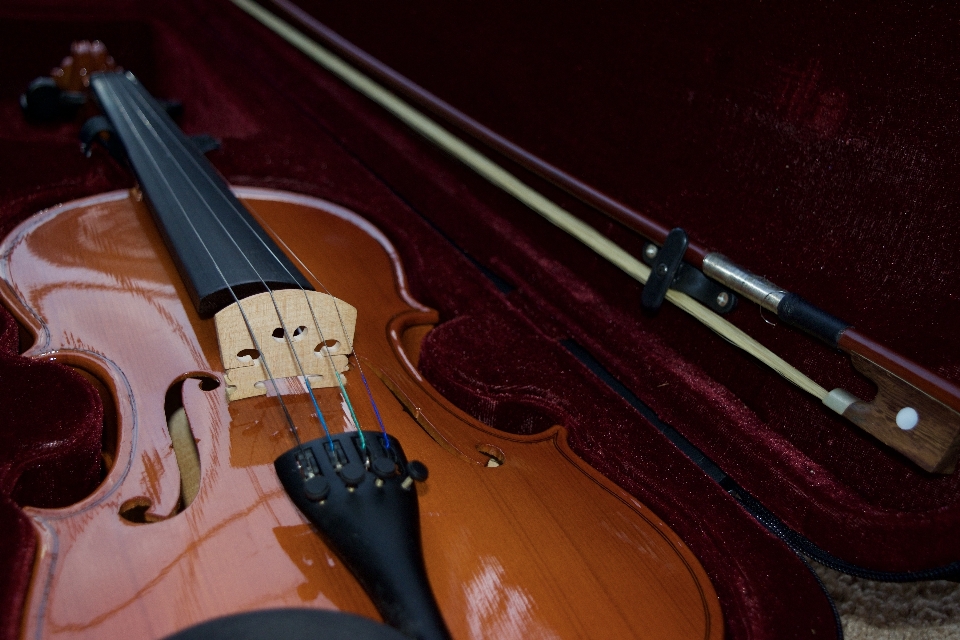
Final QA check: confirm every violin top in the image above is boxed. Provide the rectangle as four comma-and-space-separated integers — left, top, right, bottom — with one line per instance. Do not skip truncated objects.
2, 42, 723, 640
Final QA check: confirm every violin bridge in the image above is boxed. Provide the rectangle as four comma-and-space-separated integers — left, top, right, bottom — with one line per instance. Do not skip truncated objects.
214, 289, 357, 402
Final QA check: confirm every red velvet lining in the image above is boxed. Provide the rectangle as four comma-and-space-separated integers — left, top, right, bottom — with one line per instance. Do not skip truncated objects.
0, 498, 35, 640
7, 1, 954, 638
0, 297, 102, 640
280, 0, 960, 564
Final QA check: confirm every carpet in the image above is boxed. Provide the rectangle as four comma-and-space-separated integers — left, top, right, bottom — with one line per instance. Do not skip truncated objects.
815, 564, 960, 639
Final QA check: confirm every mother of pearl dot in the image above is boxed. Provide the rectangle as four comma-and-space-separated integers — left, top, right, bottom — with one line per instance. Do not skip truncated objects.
896, 407, 919, 430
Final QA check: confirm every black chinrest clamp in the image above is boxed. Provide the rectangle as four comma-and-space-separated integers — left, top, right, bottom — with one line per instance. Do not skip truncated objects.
20, 76, 86, 122
80, 115, 128, 166
640, 227, 737, 315
21, 75, 186, 124
79, 117, 218, 167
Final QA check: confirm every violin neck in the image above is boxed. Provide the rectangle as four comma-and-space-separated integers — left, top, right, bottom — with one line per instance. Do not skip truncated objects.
89, 71, 311, 318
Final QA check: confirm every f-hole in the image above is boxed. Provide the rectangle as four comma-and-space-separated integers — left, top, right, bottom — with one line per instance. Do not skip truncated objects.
118, 376, 219, 523
476, 444, 505, 467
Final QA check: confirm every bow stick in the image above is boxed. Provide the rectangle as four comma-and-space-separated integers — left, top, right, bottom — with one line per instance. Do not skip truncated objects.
231, 0, 960, 473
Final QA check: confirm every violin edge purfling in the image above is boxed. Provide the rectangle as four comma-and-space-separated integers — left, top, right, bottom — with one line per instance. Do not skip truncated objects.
4, 43, 723, 638
0, 187, 723, 640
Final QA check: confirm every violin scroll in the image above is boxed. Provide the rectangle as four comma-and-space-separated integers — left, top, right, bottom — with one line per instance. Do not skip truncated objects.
20, 40, 118, 122
52, 40, 119, 92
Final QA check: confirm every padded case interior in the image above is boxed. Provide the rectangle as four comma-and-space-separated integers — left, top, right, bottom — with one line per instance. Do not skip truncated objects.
2, 2, 958, 638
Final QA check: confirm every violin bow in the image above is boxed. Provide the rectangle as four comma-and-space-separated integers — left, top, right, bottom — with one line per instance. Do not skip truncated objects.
230, 0, 960, 473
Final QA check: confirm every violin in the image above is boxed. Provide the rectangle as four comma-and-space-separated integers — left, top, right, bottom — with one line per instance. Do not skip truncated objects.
4, 44, 722, 639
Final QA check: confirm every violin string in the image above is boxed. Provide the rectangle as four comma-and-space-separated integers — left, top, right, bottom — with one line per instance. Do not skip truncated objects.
102, 79, 301, 444
255, 215, 389, 443
119, 81, 358, 457
294, 294, 370, 446
123, 76, 388, 454
251, 215, 390, 446
186, 200, 375, 451
106, 75, 316, 449
116, 76, 340, 452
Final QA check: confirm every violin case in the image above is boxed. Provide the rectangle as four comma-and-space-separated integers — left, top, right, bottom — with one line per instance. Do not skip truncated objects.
2, 1, 958, 638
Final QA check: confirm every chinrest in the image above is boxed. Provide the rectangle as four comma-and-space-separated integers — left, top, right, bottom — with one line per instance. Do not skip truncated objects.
166, 609, 407, 640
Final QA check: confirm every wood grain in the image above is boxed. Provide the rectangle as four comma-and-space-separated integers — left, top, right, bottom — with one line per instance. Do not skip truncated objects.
214, 289, 356, 401
0, 187, 722, 640
843, 353, 960, 474
840, 329, 960, 416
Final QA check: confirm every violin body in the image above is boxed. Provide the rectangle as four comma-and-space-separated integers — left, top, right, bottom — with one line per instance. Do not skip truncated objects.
1, 186, 721, 639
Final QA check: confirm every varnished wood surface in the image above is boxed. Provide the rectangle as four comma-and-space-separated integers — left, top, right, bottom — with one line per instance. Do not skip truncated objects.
213, 289, 356, 401
843, 353, 960, 474
0, 188, 722, 639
